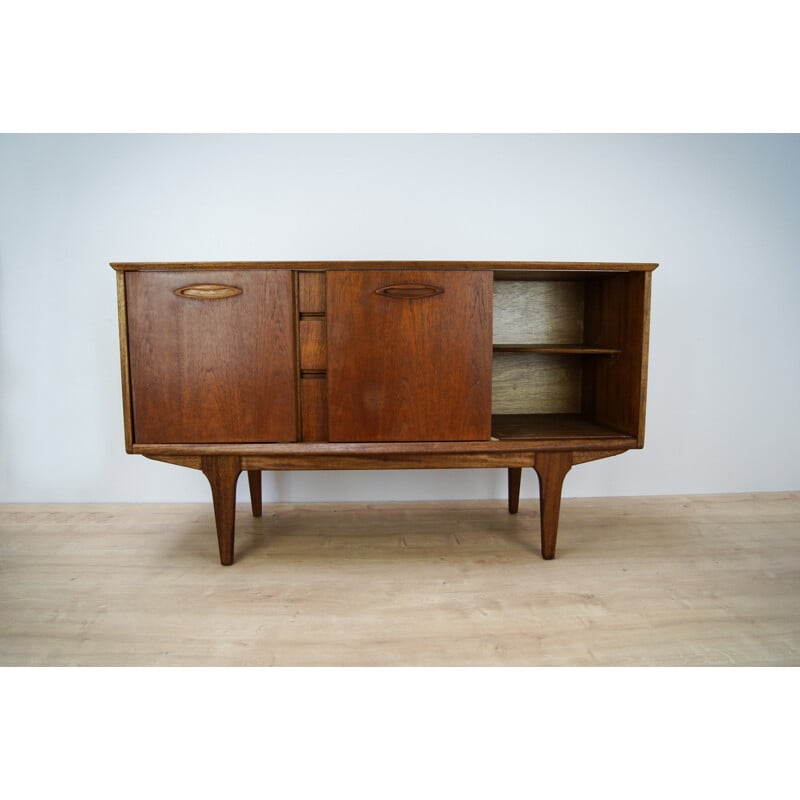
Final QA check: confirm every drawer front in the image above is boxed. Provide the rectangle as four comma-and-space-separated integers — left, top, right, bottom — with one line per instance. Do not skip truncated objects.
126, 269, 297, 443
327, 270, 493, 442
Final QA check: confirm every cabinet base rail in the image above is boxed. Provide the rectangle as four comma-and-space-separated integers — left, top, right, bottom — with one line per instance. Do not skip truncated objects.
179, 450, 623, 565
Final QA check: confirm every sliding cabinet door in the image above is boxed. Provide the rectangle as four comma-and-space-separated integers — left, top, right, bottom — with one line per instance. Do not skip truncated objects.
327, 270, 492, 442
126, 269, 296, 443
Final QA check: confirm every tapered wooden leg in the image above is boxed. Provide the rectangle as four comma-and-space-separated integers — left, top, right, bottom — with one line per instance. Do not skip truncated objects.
508, 467, 522, 514
533, 452, 573, 560
201, 456, 241, 566
247, 470, 262, 518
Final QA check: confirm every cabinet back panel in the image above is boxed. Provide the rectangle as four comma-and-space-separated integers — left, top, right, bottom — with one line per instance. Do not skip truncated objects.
492, 353, 582, 414
493, 281, 584, 344
126, 270, 297, 443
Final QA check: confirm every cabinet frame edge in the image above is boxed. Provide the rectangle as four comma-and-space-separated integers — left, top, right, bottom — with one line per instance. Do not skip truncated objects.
116, 271, 135, 452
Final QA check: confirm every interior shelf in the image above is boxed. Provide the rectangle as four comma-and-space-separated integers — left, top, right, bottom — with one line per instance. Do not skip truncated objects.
491, 414, 628, 440
493, 343, 620, 355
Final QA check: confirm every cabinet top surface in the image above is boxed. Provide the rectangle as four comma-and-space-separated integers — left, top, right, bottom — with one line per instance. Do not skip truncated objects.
111, 260, 658, 272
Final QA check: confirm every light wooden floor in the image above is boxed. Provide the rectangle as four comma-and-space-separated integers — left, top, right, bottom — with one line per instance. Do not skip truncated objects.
1, 493, 798, 666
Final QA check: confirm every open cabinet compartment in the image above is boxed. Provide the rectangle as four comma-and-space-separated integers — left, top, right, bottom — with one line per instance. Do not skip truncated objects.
491, 270, 650, 444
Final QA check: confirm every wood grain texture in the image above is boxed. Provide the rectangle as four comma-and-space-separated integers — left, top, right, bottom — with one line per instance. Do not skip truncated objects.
247, 471, 262, 517
492, 352, 583, 414
533, 451, 573, 559
582, 272, 651, 444
237, 453, 539, 469
3, 493, 795, 666
297, 271, 326, 313
636, 271, 652, 446
327, 270, 493, 442
508, 467, 521, 514
173, 284, 242, 300
132, 436, 636, 457
492, 270, 622, 281
375, 283, 443, 299
126, 269, 297, 443
144, 455, 203, 469
300, 376, 329, 442
111, 260, 659, 272
491, 414, 625, 440
493, 344, 619, 355
201, 456, 242, 565
571, 448, 626, 465
116, 272, 134, 452
299, 318, 327, 372
493, 280, 584, 344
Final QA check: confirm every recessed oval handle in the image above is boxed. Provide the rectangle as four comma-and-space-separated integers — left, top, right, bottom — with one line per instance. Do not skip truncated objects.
174, 284, 243, 300
375, 283, 444, 299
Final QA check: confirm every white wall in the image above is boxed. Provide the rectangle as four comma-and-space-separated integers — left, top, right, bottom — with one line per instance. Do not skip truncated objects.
1, 134, 798, 503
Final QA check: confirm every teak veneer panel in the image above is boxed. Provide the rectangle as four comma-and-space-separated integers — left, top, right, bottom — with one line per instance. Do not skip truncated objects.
300, 376, 329, 442
582, 272, 651, 444
299, 318, 327, 372
126, 269, 297, 443
116, 271, 134, 452
297, 271, 327, 314
112, 260, 659, 272
327, 270, 493, 442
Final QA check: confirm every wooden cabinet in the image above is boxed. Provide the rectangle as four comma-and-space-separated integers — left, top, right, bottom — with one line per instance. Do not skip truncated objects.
113, 261, 656, 564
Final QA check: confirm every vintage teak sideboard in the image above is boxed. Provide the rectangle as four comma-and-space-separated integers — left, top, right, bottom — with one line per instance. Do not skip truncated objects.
112, 261, 656, 565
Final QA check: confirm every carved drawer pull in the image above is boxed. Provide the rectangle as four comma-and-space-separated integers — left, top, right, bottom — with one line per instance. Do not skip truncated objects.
174, 284, 243, 300
375, 283, 444, 299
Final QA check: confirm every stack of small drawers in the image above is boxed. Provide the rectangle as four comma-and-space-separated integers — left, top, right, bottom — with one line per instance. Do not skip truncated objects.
297, 271, 328, 441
